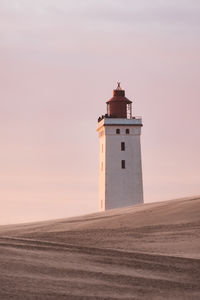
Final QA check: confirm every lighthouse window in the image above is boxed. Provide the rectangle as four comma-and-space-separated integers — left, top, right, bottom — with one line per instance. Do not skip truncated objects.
121, 142, 125, 151
126, 129, 130, 134
121, 160, 126, 169
116, 129, 120, 134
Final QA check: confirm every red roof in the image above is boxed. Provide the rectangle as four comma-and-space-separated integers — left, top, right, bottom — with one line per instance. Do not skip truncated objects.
106, 95, 132, 104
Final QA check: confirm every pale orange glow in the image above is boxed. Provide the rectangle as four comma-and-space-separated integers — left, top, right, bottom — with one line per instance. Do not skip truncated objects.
0, 1, 199, 224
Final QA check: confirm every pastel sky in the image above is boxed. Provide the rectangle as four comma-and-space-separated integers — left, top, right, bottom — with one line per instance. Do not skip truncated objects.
0, 0, 200, 224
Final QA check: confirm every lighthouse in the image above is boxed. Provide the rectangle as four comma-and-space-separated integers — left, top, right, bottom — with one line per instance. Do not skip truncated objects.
97, 83, 143, 211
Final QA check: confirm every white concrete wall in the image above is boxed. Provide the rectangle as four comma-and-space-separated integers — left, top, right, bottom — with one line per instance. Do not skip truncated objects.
97, 119, 143, 211
98, 128, 106, 211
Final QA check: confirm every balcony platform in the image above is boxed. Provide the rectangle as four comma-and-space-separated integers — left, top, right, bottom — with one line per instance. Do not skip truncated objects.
97, 117, 143, 129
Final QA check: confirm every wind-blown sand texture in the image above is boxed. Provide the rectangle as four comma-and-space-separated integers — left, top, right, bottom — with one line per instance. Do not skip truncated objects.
0, 196, 200, 299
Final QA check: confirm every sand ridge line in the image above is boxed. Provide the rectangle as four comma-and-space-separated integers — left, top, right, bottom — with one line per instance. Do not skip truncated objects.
1, 197, 200, 299
1, 265, 198, 292
0, 241, 199, 290
0, 236, 200, 265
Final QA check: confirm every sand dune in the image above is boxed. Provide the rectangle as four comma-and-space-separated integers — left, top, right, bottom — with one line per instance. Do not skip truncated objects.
0, 196, 200, 299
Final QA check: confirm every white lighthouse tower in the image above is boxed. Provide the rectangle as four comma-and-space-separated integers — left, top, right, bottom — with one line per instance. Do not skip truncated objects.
97, 83, 143, 211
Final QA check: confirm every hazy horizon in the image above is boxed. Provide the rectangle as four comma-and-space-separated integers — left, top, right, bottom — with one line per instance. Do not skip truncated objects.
0, 0, 200, 224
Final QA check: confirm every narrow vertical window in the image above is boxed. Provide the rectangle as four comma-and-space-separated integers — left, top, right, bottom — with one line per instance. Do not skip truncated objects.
101, 162, 103, 171
121, 142, 125, 151
126, 129, 130, 134
121, 160, 126, 169
116, 129, 120, 134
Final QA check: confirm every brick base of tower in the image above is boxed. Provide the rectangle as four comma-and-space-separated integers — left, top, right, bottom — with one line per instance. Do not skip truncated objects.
97, 118, 143, 211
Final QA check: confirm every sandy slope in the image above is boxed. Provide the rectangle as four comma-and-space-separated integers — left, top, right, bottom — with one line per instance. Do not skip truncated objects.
0, 196, 200, 299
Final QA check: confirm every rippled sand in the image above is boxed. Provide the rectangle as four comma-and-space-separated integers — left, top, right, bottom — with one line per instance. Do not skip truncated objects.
0, 196, 200, 299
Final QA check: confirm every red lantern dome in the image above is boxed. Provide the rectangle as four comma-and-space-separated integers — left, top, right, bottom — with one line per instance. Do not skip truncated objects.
106, 83, 132, 118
